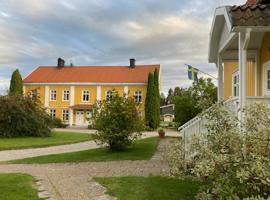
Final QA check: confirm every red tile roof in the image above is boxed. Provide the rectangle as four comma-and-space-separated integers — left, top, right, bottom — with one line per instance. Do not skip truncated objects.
24, 65, 160, 84
246, 0, 257, 6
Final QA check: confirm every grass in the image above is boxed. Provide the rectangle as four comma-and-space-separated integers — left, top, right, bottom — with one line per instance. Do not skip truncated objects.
95, 176, 202, 200
0, 173, 40, 200
0, 131, 92, 150
10, 137, 159, 164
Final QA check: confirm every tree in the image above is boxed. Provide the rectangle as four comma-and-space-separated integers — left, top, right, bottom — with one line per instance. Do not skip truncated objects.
173, 78, 217, 126
154, 69, 160, 127
166, 88, 174, 104
160, 93, 166, 106
9, 69, 23, 96
145, 73, 159, 129
0, 95, 52, 137
92, 91, 144, 150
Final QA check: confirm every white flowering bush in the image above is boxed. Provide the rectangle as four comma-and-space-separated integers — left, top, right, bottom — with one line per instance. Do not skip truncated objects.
167, 103, 270, 199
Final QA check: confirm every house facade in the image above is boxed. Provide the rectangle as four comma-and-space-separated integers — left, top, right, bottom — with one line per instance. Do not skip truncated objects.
23, 58, 160, 126
160, 104, 175, 122
180, 0, 270, 158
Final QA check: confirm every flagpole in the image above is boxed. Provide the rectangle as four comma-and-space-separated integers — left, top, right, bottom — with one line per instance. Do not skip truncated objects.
185, 64, 218, 80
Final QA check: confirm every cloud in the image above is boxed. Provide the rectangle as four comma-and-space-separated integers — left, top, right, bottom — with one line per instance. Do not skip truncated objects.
0, 0, 245, 94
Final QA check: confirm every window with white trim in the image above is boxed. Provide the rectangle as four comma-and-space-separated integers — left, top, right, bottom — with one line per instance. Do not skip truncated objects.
50, 90, 57, 101
30, 90, 38, 101
106, 90, 113, 101
62, 109, 69, 121
50, 109, 56, 119
267, 70, 270, 91
63, 90, 70, 101
82, 90, 89, 102
134, 91, 142, 103
232, 71, 239, 97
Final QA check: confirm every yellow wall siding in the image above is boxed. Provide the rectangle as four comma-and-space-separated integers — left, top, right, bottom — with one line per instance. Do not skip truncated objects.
24, 85, 45, 105
74, 86, 97, 105
223, 61, 255, 100
101, 86, 124, 100
48, 86, 70, 108
260, 32, 270, 96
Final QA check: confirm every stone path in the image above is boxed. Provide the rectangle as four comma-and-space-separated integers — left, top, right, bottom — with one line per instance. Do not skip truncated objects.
0, 130, 179, 162
0, 139, 171, 200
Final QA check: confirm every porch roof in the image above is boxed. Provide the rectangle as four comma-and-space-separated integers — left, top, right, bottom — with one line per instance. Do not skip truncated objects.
70, 104, 93, 110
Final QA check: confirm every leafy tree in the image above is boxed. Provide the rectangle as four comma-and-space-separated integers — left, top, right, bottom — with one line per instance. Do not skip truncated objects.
160, 93, 166, 106
9, 69, 23, 96
173, 87, 184, 96
92, 91, 144, 150
166, 88, 174, 104
0, 95, 52, 137
173, 78, 217, 126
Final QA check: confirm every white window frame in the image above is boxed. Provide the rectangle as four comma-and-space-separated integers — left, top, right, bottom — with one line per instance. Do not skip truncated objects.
62, 109, 69, 121
49, 109, 56, 119
82, 90, 89, 102
106, 90, 113, 101
232, 70, 239, 97
134, 90, 142, 103
50, 90, 57, 101
63, 90, 70, 101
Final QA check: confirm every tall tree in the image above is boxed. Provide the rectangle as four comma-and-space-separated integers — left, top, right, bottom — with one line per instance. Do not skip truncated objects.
166, 88, 174, 104
160, 93, 166, 106
145, 73, 157, 129
9, 69, 23, 96
154, 69, 160, 127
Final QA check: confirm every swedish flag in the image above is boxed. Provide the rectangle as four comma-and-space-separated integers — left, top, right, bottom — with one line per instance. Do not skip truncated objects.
187, 65, 199, 82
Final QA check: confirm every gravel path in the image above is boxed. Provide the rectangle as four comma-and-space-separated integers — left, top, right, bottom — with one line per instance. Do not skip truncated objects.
0, 139, 171, 200
0, 130, 179, 162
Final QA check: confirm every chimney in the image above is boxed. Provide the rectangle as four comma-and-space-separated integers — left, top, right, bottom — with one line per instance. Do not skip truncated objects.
57, 58, 65, 68
129, 58, 136, 68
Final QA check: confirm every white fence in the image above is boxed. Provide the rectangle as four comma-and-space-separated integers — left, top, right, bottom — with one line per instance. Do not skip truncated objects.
179, 96, 270, 159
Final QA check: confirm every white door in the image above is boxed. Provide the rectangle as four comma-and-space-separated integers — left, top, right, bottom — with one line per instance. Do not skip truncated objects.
264, 62, 270, 96
76, 111, 84, 126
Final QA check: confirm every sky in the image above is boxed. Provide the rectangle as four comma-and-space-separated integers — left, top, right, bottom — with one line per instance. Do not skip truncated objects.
0, 0, 245, 94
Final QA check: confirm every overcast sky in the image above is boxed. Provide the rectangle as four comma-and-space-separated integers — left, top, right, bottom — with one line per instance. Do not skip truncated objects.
0, 0, 245, 94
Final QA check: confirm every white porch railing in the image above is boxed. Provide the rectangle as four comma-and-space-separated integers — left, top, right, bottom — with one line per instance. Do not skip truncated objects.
178, 96, 270, 159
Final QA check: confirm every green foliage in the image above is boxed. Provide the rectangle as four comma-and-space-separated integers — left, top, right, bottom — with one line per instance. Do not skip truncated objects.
173, 78, 217, 126
92, 91, 144, 150
167, 103, 270, 199
166, 88, 174, 104
51, 117, 65, 128
0, 95, 52, 137
160, 93, 166, 106
145, 71, 160, 129
95, 176, 202, 200
0, 173, 40, 200
11, 137, 159, 164
9, 69, 23, 96
154, 69, 161, 126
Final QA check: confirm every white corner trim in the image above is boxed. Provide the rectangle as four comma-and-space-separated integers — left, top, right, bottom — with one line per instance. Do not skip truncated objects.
44, 86, 49, 107
124, 86, 129, 97
96, 86, 101, 101
70, 86, 75, 106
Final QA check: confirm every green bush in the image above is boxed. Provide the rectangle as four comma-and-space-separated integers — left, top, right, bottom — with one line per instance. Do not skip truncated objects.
92, 91, 144, 150
167, 103, 270, 199
0, 95, 52, 137
51, 118, 65, 128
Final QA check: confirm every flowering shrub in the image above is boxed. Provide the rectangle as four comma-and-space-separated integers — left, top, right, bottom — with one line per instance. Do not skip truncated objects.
167, 103, 270, 199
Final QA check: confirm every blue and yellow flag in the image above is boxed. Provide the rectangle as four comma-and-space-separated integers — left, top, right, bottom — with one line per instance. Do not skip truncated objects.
187, 65, 199, 82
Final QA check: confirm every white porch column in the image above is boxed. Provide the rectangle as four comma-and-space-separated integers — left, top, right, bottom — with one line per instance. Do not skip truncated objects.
239, 31, 249, 114
217, 55, 224, 101
69, 86, 75, 127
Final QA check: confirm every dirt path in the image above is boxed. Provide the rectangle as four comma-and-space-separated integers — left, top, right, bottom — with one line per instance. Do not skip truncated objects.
0, 138, 171, 200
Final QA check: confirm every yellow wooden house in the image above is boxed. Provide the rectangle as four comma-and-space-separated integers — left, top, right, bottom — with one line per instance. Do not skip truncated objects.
23, 58, 160, 126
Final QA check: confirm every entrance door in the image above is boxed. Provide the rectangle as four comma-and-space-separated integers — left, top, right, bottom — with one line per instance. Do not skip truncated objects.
76, 111, 84, 126
264, 61, 270, 96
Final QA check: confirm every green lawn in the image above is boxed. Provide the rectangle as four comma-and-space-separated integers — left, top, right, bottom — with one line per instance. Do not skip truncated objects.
95, 176, 202, 200
0, 173, 40, 200
0, 131, 91, 150
10, 137, 159, 164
